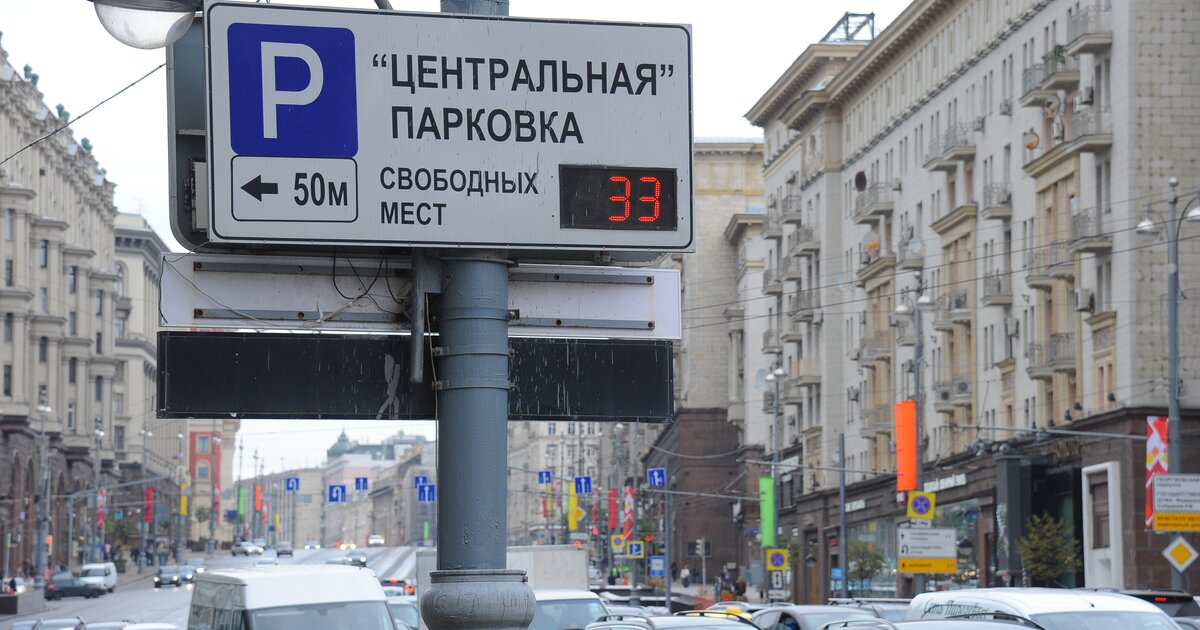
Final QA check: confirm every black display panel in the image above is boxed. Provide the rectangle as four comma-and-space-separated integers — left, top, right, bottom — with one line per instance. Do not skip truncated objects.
559, 165, 678, 230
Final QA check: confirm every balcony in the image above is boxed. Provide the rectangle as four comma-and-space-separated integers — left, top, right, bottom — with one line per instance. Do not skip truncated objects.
897, 238, 924, 270
1041, 50, 1080, 91
1049, 332, 1077, 373
931, 201, 978, 236
1071, 210, 1113, 253
787, 225, 821, 256
982, 271, 1012, 306
859, 330, 892, 364
763, 268, 782, 295
852, 182, 895, 225
1065, 5, 1113, 56
763, 328, 782, 355
781, 194, 804, 224
789, 290, 820, 323
1025, 249, 1053, 290
951, 374, 973, 407
1019, 64, 1055, 108
780, 255, 804, 281
932, 291, 971, 332
863, 404, 892, 436
790, 356, 822, 388
981, 183, 1013, 221
1025, 342, 1054, 381
1066, 108, 1112, 154
924, 124, 976, 172
932, 381, 958, 413
894, 316, 915, 346
782, 318, 804, 343
763, 211, 783, 240
856, 249, 896, 284
1048, 241, 1075, 280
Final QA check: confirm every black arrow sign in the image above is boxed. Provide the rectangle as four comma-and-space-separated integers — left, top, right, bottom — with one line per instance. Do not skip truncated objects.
241, 175, 278, 201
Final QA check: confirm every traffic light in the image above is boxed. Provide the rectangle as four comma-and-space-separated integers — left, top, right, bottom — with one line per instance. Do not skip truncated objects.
644, 534, 654, 542
591, 527, 599, 536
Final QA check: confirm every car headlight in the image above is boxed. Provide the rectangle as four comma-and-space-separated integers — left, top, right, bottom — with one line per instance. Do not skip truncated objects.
153, 577, 160, 582
196, 568, 205, 573
186, 573, 194, 580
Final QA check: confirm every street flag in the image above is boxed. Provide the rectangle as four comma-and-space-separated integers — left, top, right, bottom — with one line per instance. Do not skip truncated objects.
759, 477, 776, 547
895, 400, 917, 491
1147, 416, 1169, 528
622, 486, 635, 542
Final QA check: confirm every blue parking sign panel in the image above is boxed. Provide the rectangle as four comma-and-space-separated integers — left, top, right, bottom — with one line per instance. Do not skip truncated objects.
574, 476, 592, 495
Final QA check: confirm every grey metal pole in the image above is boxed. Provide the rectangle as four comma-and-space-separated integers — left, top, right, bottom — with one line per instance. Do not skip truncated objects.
838, 433, 848, 598
1167, 178, 1184, 592
770, 368, 781, 601
629, 428, 640, 607
138, 429, 148, 574
913, 279, 926, 596
663, 454, 672, 612
34, 404, 49, 589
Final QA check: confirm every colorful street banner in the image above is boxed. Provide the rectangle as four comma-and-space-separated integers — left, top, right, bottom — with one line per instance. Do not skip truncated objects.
180, 483, 188, 517
238, 486, 247, 517
760, 476, 776, 548
144, 488, 153, 524
608, 488, 618, 530
1147, 416, 1169, 528
622, 486, 635, 543
895, 400, 917, 491
567, 484, 579, 532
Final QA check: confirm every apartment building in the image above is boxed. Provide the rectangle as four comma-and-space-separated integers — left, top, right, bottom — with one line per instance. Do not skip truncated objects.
505, 419, 606, 546
248, 466, 324, 548
370, 440, 436, 547
747, 1, 1199, 600
320, 431, 426, 547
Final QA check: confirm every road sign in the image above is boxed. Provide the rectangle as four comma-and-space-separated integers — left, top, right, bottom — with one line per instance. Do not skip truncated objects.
768, 589, 787, 600
286, 477, 300, 492
897, 527, 957, 574
610, 534, 625, 552
538, 470, 552, 485
906, 490, 936, 520
418, 484, 437, 503
569, 532, 589, 542
355, 477, 369, 491
575, 476, 592, 495
161, 255, 682, 340
328, 485, 347, 503
158, 331, 674, 421
626, 541, 644, 559
766, 547, 789, 572
1163, 536, 1199, 572
770, 571, 784, 589
1153, 474, 1200, 531
647, 468, 666, 488
204, 2, 693, 253
649, 556, 665, 577
414, 475, 428, 488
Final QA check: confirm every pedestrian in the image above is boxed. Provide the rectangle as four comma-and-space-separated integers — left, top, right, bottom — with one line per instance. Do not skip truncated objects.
671, 561, 678, 581
734, 576, 747, 599
7, 576, 15, 593
680, 565, 691, 588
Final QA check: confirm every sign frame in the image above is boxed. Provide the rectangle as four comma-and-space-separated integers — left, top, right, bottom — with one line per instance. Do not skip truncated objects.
897, 527, 957, 574
202, 1, 694, 254
647, 468, 666, 488
1153, 474, 1200, 531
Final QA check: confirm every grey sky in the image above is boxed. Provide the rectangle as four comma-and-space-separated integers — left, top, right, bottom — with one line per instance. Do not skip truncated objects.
0, 0, 907, 476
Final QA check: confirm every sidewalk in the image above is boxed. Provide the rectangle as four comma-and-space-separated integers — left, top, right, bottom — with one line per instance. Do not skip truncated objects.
666, 577, 767, 608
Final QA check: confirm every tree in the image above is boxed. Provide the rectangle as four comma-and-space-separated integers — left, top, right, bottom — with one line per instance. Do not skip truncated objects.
848, 540, 886, 590
194, 506, 212, 525
1017, 513, 1081, 586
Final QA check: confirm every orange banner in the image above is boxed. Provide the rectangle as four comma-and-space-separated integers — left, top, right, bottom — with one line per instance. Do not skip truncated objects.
895, 400, 917, 492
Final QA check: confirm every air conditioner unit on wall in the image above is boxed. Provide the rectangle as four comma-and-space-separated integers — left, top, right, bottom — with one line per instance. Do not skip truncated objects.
848, 387, 860, 402
999, 99, 1013, 116
1074, 288, 1095, 313
1005, 317, 1020, 338
973, 116, 986, 132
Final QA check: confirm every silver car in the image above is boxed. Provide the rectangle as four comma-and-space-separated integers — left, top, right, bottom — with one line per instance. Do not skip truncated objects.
907, 587, 1179, 630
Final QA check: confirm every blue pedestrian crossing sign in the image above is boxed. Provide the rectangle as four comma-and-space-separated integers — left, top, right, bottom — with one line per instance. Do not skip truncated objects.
328, 484, 347, 503
647, 468, 666, 487
574, 476, 592, 495
538, 470, 552, 485
355, 477, 369, 491
286, 477, 300, 492
626, 541, 645, 559
414, 475, 429, 488
418, 484, 437, 503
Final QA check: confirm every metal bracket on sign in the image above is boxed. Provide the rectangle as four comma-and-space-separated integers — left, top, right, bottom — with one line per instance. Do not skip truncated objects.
509, 270, 654, 285
509, 317, 655, 331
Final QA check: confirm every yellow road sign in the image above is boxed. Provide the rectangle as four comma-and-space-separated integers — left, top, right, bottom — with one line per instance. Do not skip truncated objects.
898, 558, 956, 573
1154, 512, 1200, 532
906, 491, 936, 520
1164, 537, 1199, 572
610, 534, 625, 552
765, 547, 789, 572
626, 541, 645, 559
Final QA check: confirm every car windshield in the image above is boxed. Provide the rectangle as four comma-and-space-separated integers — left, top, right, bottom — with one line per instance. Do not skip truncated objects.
1032, 611, 1179, 630
247, 601, 394, 630
388, 602, 419, 627
188, 559, 205, 566
530, 599, 609, 630
81, 567, 107, 577
160, 565, 178, 573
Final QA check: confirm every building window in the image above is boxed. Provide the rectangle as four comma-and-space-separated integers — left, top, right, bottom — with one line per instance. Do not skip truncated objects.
197, 462, 210, 481
38, 240, 48, 268
69, 311, 77, 336
114, 393, 125, 416
95, 376, 103, 402
3, 313, 11, 342
4, 209, 12, 241
68, 266, 77, 294
547, 422, 556, 436
114, 426, 125, 451
114, 316, 126, 340
69, 358, 77, 384
115, 263, 125, 297
198, 435, 211, 454
67, 402, 75, 429
1090, 478, 1110, 548
4, 260, 12, 287
95, 290, 104, 316
3, 365, 10, 397
39, 287, 48, 313
38, 336, 47, 363
95, 332, 103, 355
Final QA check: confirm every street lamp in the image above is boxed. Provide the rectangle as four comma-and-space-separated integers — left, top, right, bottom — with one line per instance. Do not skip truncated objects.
92, 421, 105, 564
1136, 177, 1200, 592
34, 395, 51, 590
88, 0, 198, 50
893, 271, 935, 595
137, 427, 152, 574
763, 364, 785, 601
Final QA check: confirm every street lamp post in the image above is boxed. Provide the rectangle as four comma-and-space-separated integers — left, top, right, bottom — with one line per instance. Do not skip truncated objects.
763, 363, 785, 601
92, 419, 105, 564
138, 426, 152, 574
176, 431, 185, 564
208, 433, 221, 556
1137, 177, 1200, 592
34, 393, 51, 590
895, 272, 934, 595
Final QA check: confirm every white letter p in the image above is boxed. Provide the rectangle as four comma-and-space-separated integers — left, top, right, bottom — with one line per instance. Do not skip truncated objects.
260, 42, 324, 139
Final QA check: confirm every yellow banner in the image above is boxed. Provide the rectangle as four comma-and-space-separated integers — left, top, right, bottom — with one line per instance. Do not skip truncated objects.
1154, 513, 1200, 531
567, 485, 579, 532
898, 558, 956, 573
180, 483, 188, 516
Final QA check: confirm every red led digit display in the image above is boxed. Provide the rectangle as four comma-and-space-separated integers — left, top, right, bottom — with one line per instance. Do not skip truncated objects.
560, 166, 678, 231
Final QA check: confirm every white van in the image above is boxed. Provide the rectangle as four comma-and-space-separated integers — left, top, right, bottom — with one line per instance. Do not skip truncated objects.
908, 587, 1178, 629
79, 562, 118, 592
188, 564, 394, 630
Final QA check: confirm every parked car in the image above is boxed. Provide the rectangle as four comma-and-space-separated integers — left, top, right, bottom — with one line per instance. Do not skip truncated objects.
45, 574, 106, 600
1079, 589, 1200, 618
79, 562, 119, 593
827, 598, 910, 622
907, 587, 1179, 629
750, 605, 877, 630
531, 589, 610, 630
587, 611, 757, 629
367, 534, 386, 547
153, 565, 185, 588
231, 541, 263, 556
276, 541, 294, 557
